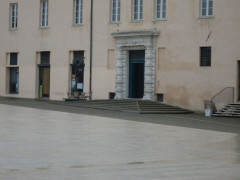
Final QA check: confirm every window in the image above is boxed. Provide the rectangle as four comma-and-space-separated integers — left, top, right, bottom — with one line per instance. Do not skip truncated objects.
200, 47, 211, 66
156, 0, 166, 20
10, 3, 18, 29
41, 52, 50, 65
112, 0, 121, 22
74, 0, 83, 25
10, 53, 18, 65
201, 0, 213, 17
8, 53, 19, 94
41, 0, 48, 27
133, 0, 143, 21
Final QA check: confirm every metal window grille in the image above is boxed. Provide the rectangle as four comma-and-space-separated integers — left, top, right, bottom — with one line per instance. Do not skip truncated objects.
10, 3, 18, 29
157, 94, 164, 102
129, 50, 145, 60
200, 47, 211, 66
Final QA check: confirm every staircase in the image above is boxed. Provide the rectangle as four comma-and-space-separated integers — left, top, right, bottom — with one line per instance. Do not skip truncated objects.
212, 103, 240, 118
138, 101, 192, 114
59, 100, 192, 114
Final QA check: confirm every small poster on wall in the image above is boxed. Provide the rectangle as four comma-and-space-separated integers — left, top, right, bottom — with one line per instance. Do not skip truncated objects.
77, 83, 83, 89
72, 79, 76, 87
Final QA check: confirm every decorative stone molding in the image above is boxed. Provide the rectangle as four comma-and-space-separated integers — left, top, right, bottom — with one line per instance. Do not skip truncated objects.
112, 30, 160, 100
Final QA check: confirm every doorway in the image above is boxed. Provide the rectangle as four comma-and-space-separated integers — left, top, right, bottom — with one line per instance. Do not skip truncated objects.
39, 52, 50, 98
9, 67, 19, 94
238, 61, 240, 101
71, 51, 84, 95
71, 65, 84, 94
129, 50, 145, 98
39, 67, 50, 98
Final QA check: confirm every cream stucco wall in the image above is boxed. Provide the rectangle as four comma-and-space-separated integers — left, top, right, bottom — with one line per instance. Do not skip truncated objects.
1, 0, 240, 111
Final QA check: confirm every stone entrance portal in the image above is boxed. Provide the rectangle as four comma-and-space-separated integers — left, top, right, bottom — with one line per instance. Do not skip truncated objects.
111, 30, 160, 100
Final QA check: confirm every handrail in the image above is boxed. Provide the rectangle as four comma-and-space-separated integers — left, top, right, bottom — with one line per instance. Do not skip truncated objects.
211, 87, 234, 103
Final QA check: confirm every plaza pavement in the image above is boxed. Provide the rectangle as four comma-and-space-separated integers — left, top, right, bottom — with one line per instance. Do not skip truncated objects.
0, 98, 239, 179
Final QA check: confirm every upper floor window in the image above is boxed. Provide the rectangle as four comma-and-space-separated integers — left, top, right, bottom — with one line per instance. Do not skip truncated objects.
112, 0, 121, 22
156, 0, 166, 20
10, 3, 18, 29
41, 0, 48, 27
200, 47, 211, 66
133, 0, 143, 21
201, 0, 213, 17
74, 0, 83, 25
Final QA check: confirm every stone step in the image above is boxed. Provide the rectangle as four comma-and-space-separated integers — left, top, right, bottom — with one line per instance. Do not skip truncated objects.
212, 103, 240, 118
140, 107, 176, 110
140, 111, 191, 114
215, 111, 240, 115
212, 113, 240, 118
140, 108, 187, 111
220, 109, 240, 113
59, 100, 192, 114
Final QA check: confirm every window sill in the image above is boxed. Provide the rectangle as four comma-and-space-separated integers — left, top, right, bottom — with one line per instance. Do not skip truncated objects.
198, 16, 214, 19
130, 20, 143, 23
109, 21, 121, 24
153, 18, 167, 22
6, 65, 19, 68
8, 93, 19, 95
72, 24, 83, 27
8, 28, 18, 31
200, 65, 211, 68
39, 26, 49, 29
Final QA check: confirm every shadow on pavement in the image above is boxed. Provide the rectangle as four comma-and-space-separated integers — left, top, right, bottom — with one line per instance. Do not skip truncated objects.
0, 97, 240, 134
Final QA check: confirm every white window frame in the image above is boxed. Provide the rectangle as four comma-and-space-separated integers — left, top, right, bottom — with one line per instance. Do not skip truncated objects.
156, 0, 166, 20
111, 0, 121, 23
41, 0, 48, 27
10, 3, 18, 29
201, 0, 213, 17
133, 0, 143, 21
74, 0, 83, 25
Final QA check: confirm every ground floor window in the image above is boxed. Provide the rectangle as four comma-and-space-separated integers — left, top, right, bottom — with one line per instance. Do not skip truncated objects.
200, 47, 211, 66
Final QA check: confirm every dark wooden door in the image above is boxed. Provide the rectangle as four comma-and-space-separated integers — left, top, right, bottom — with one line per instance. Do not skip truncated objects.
39, 67, 50, 98
129, 60, 144, 98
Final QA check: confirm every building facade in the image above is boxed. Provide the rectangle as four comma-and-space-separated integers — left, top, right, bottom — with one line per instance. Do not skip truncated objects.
0, 0, 240, 111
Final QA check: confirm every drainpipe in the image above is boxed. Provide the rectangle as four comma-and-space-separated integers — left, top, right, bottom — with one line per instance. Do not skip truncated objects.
89, 0, 93, 100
